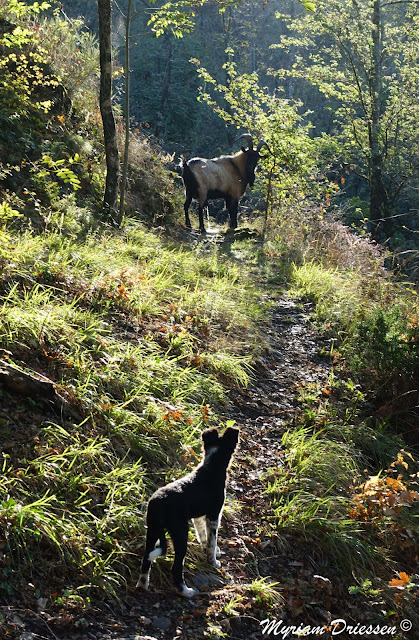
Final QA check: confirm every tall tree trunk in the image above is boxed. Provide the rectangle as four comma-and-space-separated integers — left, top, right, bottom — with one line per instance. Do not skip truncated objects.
369, 0, 390, 242
223, 13, 235, 148
119, 0, 133, 223
98, 0, 119, 221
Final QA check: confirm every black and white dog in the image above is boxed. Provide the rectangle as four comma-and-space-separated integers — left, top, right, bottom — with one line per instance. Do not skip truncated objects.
137, 426, 239, 597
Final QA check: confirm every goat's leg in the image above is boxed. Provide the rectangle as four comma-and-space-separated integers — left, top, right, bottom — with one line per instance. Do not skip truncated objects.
184, 195, 192, 229
227, 198, 238, 229
198, 204, 207, 234
197, 191, 208, 234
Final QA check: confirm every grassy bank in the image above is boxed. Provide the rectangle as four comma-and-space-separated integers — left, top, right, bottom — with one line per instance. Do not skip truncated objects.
0, 3, 270, 612
0, 218, 263, 605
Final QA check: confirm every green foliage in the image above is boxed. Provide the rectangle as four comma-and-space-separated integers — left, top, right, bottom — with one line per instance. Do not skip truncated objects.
246, 577, 283, 606
2, 0, 51, 16
352, 306, 418, 378
37, 14, 100, 113
290, 260, 418, 392
0, 1, 58, 126
272, 0, 419, 236
146, 0, 317, 41
348, 578, 381, 598
148, 0, 198, 38
0, 199, 22, 253
0, 1, 107, 222
40, 154, 82, 191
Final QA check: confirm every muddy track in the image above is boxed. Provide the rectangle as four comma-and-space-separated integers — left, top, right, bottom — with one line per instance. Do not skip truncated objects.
226, 295, 330, 550
112, 297, 331, 640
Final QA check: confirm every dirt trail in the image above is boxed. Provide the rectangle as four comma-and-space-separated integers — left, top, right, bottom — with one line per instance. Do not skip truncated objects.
226, 295, 330, 553
118, 297, 332, 640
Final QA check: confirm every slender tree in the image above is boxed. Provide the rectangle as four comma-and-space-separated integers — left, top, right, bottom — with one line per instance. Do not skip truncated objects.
119, 0, 133, 223
369, 0, 390, 239
98, 0, 120, 221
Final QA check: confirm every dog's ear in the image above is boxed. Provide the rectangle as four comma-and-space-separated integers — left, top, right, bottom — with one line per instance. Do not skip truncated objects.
202, 428, 220, 449
222, 427, 240, 448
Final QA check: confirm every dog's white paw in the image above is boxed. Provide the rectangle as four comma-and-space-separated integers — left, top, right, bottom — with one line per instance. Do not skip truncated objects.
136, 574, 149, 590
179, 583, 199, 598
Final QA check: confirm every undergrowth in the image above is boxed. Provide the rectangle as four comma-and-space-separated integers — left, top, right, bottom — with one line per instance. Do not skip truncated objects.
261, 204, 419, 626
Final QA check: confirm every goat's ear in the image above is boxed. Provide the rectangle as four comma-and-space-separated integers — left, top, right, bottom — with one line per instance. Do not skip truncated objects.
202, 428, 220, 448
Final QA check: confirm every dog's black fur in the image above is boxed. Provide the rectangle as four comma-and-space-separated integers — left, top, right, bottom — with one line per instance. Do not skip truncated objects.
137, 426, 239, 597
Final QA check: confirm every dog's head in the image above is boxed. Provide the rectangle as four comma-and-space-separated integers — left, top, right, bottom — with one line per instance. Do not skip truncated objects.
202, 426, 239, 463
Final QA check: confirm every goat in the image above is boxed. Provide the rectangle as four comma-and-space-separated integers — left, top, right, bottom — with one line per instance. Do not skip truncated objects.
182, 133, 268, 233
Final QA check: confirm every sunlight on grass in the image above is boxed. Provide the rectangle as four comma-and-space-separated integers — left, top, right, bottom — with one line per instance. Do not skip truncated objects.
265, 425, 388, 575
0, 219, 262, 597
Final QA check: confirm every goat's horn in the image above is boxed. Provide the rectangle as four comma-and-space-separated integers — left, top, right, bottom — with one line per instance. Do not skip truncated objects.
235, 133, 254, 150
256, 139, 270, 153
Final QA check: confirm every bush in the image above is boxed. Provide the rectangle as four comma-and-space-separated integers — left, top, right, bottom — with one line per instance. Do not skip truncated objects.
351, 306, 418, 379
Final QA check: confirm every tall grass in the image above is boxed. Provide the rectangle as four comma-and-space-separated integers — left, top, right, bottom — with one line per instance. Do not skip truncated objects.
0, 217, 262, 601
265, 418, 417, 578
290, 260, 418, 421
265, 424, 378, 574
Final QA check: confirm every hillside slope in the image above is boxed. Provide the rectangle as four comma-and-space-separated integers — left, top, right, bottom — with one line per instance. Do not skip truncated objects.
1, 225, 418, 640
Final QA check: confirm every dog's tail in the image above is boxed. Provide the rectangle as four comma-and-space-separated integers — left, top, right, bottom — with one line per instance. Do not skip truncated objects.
148, 536, 166, 561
